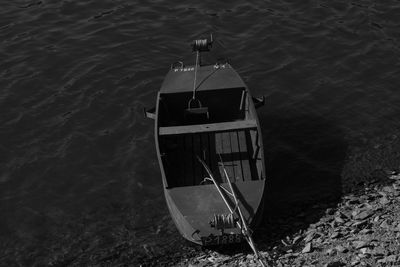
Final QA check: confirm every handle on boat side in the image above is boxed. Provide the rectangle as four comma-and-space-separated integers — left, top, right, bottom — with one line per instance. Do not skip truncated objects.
143, 107, 156, 120
252, 96, 265, 109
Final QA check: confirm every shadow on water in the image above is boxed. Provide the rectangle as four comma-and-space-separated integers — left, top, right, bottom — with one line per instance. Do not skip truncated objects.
204, 109, 348, 256
150, 105, 400, 262
255, 109, 346, 249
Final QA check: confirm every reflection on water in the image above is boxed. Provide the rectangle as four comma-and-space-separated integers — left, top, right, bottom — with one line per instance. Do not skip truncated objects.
1, 0, 400, 265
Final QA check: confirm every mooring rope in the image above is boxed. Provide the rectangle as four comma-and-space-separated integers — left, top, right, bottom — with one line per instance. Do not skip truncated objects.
212, 213, 236, 230
193, 39, 209, 50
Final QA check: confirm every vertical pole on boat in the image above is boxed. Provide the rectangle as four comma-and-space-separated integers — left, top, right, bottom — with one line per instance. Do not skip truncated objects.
192, 50, 199, 101
197, 156, 269, 267
196, 156, 235, 219
219, 156, 268, 267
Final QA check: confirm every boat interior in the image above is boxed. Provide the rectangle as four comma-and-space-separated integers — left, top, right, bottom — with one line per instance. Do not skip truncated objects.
158, 87, 247, 127
158, 87, 265, 188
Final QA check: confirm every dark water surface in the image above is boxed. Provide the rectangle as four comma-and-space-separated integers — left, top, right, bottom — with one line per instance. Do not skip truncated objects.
1, 0, 400, 265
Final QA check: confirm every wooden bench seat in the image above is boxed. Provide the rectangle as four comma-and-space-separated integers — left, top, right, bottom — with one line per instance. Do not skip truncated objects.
159, 120, 257, 135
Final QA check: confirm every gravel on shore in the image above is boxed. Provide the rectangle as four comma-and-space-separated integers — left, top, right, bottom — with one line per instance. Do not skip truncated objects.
170, 172, 400, 267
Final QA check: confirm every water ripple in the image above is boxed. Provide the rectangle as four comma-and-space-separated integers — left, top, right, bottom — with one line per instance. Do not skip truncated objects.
1, 0, 400, 265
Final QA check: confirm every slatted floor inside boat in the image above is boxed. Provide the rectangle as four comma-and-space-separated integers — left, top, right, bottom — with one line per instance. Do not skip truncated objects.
162, 129, 259, 187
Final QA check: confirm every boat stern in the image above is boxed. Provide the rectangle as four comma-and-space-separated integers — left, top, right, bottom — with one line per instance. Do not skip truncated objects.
165, 180, 265, 245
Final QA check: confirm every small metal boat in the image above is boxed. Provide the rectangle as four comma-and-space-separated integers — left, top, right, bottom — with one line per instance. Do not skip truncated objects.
145, 36, 266, 247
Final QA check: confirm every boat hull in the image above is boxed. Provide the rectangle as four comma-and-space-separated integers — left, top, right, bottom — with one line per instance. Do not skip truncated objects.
165, 180, 266, 245
153, 63, 266, 245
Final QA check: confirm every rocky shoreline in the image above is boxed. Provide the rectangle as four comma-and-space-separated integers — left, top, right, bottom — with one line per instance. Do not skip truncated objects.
169, 172, 400, 267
